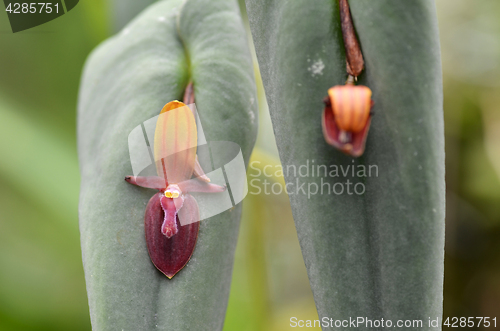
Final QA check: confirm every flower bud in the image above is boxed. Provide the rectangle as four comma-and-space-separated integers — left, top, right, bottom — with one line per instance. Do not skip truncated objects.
322, 84, 374, 157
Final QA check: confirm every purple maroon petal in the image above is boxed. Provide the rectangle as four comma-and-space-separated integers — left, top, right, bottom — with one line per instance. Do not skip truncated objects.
349, 117, 372, 157
178, 194, 200, 226
125, 176, 167, 190
177, 178, 226, 194
322, 103, 341, 148
159, 195, 179, 238
144, 193, 199, 279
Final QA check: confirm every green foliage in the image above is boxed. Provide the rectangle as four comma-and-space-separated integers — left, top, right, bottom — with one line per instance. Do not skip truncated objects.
78, 0, 257, 329
245, 0, 445, 326
0, 1, 107, 330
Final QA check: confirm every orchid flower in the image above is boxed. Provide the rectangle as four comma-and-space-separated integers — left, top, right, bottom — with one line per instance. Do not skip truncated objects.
322, 82, 374, 157
125, 96, 225, 278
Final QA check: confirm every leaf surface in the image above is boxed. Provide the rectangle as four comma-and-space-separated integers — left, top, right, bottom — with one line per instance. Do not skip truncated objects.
78, 0, 257, 329
245, 0, 445, 326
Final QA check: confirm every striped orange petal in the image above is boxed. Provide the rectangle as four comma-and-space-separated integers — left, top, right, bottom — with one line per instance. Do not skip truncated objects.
154, 101, 198, 185
328, 85, 372, 133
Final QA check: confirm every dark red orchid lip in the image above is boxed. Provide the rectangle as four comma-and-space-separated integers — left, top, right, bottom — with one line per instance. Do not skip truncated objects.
144, 193, 199, 279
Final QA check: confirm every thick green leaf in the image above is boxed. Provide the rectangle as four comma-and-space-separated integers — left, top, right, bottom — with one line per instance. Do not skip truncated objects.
78, 0, 257, 329
245, 0, 444, 327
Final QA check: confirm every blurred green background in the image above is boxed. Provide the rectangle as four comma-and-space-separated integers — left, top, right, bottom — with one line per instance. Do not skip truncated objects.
0, 0, 499, 330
